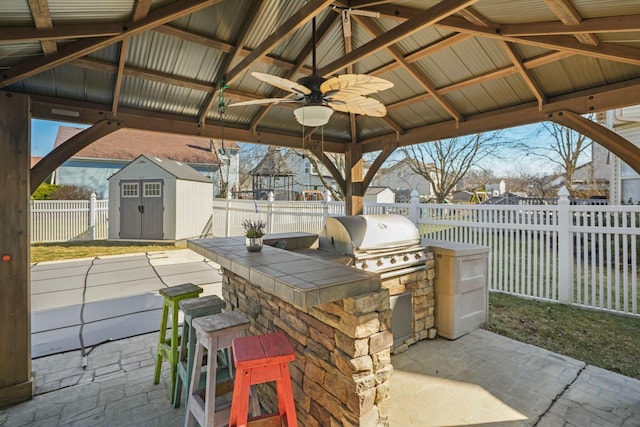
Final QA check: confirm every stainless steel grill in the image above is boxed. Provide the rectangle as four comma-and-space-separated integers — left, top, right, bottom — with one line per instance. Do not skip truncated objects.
319, 214, 427, 279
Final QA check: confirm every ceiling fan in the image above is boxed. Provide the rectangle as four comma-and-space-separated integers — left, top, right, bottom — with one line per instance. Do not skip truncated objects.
228, 17, 394, 127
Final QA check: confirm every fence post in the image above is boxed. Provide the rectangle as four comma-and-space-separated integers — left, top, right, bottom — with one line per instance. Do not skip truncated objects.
323, 190, 331, 223
557, 186, 573, 303
409, 190, 420, 226
89, 193, 96, 240
225, 190, 232, 237
267, 191, 275, 234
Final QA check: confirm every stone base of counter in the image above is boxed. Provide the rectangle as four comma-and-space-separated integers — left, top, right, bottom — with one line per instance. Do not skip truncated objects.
222, 269, 393, 427
382, 252, 437, 354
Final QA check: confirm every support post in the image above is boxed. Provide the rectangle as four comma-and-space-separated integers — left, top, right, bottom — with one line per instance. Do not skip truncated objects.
0, 92, 34, 407
345, 143, 364, 216
557, 186, 573, 303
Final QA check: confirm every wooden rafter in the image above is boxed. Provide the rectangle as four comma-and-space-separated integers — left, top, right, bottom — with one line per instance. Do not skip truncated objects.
356, 15, 463, 124
317, 0, 477, 77
499, 41, 546, 109
1, 0, 223, 88
436, 16, 640, 66
226, 0, 334, 85
113, 0, 152, 116
197, 0, 269, 125
0, 22, 123, 42
543, 0, 599, 46
498, 14, 640, 37
27, 0, 56, 55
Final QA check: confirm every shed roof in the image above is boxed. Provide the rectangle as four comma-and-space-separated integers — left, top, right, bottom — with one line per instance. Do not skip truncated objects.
109, 155, 212, 184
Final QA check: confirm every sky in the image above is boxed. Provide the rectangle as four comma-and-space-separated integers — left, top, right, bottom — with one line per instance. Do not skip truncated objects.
31, 119, 88, 157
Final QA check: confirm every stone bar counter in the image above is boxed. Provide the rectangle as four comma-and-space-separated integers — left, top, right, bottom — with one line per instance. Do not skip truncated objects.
188, 234, 394, 426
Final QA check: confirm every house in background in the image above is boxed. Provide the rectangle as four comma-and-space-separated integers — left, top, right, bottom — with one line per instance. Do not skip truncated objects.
602, 106, 640, 204
52, 126, 240, 198
364, 187, 395, 204
371, 158, 436, 202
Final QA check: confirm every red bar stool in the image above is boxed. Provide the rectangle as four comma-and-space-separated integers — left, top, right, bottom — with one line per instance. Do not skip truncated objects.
229, 332, 297, 427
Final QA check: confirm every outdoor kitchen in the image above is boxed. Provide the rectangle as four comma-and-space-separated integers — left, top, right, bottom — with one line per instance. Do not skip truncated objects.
187, 214, 442, 426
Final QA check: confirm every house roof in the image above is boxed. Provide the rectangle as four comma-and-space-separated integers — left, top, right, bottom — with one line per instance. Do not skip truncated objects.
109, 155, 212, 184
4, 0, 640, 157
54, 126, 239, 165
31, 157, 43, 168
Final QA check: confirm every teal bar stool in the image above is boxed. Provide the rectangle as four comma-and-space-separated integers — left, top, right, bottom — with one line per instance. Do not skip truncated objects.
173, 295, 227, 408
153, 283, 203, 402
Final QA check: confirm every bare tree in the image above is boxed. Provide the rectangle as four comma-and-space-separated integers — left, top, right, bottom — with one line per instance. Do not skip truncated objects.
401, 132, 509, 203
519, 118, 593, 194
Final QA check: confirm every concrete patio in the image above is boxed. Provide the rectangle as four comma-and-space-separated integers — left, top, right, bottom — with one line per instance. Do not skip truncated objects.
1, 250, 638, 426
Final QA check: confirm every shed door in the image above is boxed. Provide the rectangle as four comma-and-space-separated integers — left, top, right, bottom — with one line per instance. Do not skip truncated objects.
119, 180, 163, 239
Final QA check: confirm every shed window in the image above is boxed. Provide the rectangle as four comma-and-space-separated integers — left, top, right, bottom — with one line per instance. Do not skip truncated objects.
144, 182, 162, 197
122, 183, 139, 197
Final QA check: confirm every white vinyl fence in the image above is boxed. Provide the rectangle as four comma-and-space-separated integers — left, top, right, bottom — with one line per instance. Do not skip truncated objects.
31, 190, 639, 316
31, 194, 108, 242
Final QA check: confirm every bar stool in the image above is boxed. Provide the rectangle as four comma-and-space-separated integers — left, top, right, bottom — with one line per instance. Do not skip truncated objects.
186, 311, 256, 427
228, 332, 298, 427
173, 295, 227, 408
153, 283, 203, 402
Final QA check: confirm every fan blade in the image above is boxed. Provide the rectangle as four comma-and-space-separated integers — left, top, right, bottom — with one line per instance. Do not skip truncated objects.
228, 98, 299, 107
251, 72, 311, 96
328, 96, 387, 117
320, 74, 393, 99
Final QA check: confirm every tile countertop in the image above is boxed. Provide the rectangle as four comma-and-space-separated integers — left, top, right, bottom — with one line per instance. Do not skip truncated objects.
188, 237, 381, 308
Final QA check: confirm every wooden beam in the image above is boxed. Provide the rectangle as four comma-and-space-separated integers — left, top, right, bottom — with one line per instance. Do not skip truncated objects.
0, 22, 123, 42
356, 15, 463, 123
362, 143, 397, 190
500, 41, 546, 108
318, 0, 477, 77
308, 144, 346, 193
226, 0, 334, 84
549, 110, 640, 174
197, 0, 269, 125
360, 77, 640, 152
27, 0, 57, 55
1, 0, 223, 88
0, 92, 33, 408
436, 15, 640, 66
30, 120, 123, 193
498, 14, 640, 37
543, 0, 599, 45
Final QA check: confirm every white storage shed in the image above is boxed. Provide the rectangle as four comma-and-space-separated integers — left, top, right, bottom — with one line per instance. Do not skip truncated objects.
108, 155, 213, 241
364, 187, 396, 204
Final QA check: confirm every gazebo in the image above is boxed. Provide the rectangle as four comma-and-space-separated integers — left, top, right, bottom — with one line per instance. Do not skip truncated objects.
249, 147, 296, 200
3, 0, 640, 409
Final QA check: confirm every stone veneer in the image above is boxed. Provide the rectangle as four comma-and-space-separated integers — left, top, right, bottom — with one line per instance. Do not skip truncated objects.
220, 251, 436, 426
383, 251, 437, 354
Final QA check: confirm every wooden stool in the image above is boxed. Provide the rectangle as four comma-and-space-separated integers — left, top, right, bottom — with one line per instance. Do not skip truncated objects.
153, 283, 203, 402
229, 332, 298, 427
186, 311, 255, 427
173, 295, 227, 408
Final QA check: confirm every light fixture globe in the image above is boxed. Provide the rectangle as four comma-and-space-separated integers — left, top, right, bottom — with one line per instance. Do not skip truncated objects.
293, 105, 334, 127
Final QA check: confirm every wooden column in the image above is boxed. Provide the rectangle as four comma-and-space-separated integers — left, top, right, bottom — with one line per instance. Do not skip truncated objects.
345, 142, 364, 216
0, 92, 34, 407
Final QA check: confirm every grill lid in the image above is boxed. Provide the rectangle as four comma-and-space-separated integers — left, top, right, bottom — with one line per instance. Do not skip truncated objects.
319, 214, 420, 255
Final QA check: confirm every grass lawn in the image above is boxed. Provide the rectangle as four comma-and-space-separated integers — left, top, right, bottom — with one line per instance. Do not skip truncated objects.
31, 240, 185, 263
486, 292, 640, 380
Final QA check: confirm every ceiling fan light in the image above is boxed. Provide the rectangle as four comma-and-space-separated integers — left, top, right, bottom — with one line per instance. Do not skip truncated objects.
294, 105, 334, 127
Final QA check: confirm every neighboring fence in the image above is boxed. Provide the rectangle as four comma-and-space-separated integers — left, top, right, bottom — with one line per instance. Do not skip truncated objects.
30, 194, 108, 243
31, 190, 639, 317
